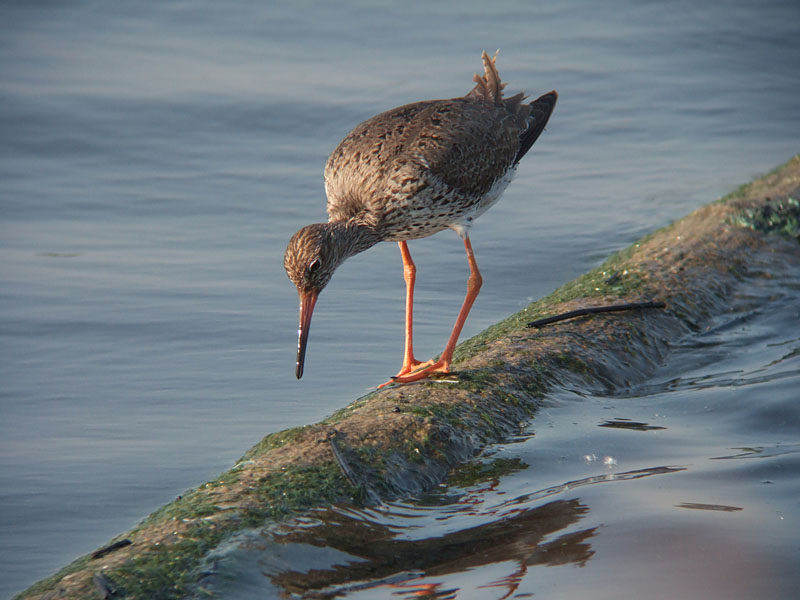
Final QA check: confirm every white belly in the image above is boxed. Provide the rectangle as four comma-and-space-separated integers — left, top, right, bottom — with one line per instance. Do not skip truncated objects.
449, 166, 516, 238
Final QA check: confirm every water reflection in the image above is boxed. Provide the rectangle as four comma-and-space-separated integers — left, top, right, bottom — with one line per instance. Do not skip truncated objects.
709, 443, 800, 461
675, 502, 743, 512
491, 465, 684, 513
598, 418, 667, 431
200, 465, 683, 598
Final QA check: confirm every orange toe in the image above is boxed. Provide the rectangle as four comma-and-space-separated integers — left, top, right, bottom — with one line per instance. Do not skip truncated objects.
377, 358, 436, 388
390, 359, 450, 384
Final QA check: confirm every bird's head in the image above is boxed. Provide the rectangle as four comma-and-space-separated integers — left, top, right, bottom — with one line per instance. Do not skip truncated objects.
284, 223, 340, 379
284, 223, 339, 295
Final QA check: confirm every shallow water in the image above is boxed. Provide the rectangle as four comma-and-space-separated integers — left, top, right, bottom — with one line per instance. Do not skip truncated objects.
199, 253, 800, 599
1, 0, 799, 596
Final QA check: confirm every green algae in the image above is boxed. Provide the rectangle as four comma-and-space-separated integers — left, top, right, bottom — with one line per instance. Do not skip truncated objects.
448, 457, 529, 487
242, 425, 311, 459
323, 393, 377, 424
730, 196, 799, 241
451, 249, 653, 364
247, 463, 361, 521
16, 154, 800, 600
21, 462, 362, 600
12, 555, 93, 600
719, 155, 799, 206
722, 155, 799, 241
96, 464, 359, 600
135, 469, 242, 532
110, 535, 222, 600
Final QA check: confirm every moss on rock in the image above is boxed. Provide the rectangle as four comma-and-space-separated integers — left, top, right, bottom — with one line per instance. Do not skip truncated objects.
16, 154, 800, 600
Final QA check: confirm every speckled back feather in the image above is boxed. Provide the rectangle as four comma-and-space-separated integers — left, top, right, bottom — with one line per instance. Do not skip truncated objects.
321, 51, 556, 241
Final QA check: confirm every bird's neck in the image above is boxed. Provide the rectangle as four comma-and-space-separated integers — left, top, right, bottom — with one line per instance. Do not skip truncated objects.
327, 219, 381, 264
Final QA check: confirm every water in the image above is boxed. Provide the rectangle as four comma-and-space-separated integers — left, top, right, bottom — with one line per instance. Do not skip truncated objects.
199, 255, 800, 599
1, 0, 798, 596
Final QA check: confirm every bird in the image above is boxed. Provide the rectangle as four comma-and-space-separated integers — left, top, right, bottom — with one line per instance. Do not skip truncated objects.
284, 51, 557, 385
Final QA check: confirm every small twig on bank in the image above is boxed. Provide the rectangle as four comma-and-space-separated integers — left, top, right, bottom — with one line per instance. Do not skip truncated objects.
526, 301, 666, 328
91, 539, 132, 559
328, 432, 359, 488
329, 432, 381, 504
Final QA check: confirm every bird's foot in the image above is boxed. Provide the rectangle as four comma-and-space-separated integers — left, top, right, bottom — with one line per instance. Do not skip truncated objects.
376, 358, 435, 389
389, 359, 450, 384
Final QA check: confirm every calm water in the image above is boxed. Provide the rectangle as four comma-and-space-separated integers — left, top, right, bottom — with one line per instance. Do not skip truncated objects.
1, 0, 799, 597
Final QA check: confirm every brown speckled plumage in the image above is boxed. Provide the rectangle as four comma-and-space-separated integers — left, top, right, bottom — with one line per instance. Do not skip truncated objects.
285, 51, 557, 380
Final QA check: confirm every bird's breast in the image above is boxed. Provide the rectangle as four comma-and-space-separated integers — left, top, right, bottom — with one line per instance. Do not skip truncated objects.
377, 165, 516, 241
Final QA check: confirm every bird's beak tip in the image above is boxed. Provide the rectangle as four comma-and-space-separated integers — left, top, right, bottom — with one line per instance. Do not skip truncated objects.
295, 290, 318, 380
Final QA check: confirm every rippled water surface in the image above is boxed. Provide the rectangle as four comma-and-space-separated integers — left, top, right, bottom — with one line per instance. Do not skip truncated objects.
1, 0, 799, 597
201, 256, 800, 599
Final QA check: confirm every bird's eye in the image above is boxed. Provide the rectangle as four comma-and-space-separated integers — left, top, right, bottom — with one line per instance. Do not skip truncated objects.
308, 258, 321, 273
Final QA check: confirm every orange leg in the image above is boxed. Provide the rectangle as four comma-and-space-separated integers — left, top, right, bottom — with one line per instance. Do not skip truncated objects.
378, 242, 433, 388
391, 236, 482, 384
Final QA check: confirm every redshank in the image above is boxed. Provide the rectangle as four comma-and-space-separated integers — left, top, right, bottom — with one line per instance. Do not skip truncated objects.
285, 51, 557, 384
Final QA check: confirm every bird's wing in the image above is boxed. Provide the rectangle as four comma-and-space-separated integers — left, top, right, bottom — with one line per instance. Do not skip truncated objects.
324, 98, 520, 224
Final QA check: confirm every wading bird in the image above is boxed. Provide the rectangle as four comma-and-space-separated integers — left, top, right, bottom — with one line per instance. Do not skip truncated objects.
284, 51, 557, 385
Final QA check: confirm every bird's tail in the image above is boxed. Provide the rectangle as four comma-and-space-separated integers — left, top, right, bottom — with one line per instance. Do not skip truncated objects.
466, 51, 557, 163
515, 90, 558, 163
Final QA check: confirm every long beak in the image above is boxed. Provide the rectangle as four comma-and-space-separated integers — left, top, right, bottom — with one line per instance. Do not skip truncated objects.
295, 290, 318, 379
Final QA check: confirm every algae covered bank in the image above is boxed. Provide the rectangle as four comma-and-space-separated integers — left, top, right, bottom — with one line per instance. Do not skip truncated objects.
17, 155, 800, 599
